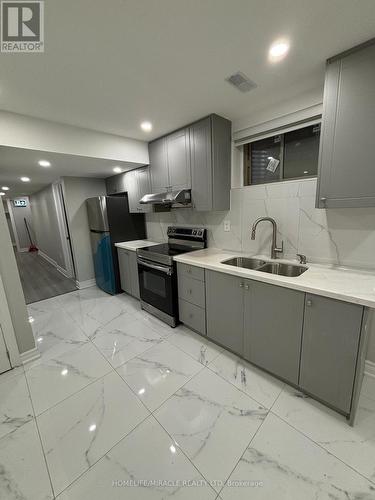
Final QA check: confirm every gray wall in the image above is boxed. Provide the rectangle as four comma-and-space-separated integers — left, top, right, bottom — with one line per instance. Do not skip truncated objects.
61, 177, 106, 284
30, 185, 65, 268
9, 197, 32, 250
0, 201, 35, 354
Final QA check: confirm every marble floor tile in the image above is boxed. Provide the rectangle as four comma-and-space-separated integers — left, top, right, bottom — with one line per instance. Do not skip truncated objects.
154, 368, 268, 492
26, 341, 112, 414
38, 371, 149, 496
0, 419, 53, 500
91, 314, 162, 368
116, 341, 203, 411
272, 385, 375, 483
133, 309, 175, 338
0, 372, 34, 439
208, 350, 284, 409
167, 326, 223, 366
221, 413, 375, 500
57, 415, 216, 500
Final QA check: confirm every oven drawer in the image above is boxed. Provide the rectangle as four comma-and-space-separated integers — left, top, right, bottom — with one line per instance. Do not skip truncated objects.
179, 299, 206, 335
178, 274, 205, 308
177, 263, 205, 282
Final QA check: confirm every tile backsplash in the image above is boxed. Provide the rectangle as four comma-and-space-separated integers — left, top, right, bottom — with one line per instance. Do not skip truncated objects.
145, 178, 375, 271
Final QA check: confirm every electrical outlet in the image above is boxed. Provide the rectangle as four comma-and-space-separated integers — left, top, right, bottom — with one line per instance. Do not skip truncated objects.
224, 220, 231, 232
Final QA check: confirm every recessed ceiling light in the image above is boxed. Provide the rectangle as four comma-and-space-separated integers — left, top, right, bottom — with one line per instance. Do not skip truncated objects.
140, 121, 152, 132
269, 39, 290, 62
20, 177, 31, 182
113, 166, 122, 174
1, 186, 9, 190
0, 192, 5, 196
38, 160, 51, 167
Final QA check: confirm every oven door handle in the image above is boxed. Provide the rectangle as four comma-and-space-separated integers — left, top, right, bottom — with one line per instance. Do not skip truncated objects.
137, 258, 173, 275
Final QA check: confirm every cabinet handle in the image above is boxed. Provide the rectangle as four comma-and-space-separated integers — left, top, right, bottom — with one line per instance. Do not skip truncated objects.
245, 284, 249, 290
239, 282, 244, 288
188, 289, 192, 294
320, 197, 327, 204
306, 299, 312, 307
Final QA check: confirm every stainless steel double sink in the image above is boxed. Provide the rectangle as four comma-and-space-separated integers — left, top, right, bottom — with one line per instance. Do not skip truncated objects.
221, 257, 308, 277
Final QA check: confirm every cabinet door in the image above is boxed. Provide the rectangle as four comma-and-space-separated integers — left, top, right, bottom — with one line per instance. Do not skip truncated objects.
117, 249, 132, 294
166, 128, 191, 190
300, 294, 363, 413
244, 281, 304, 385
190, 118, 212, 211
125, 170, 139, 213
129, 251, 140, 299
317, 43, 375, 208
136, 167, 152, 213
149, 138, 169, 192
205, 270, 243, 355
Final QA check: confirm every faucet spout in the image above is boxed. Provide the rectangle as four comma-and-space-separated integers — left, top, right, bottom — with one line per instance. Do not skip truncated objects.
250, 217, 283, 260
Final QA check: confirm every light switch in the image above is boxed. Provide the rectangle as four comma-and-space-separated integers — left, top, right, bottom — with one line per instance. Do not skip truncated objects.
224, 220, 231, 232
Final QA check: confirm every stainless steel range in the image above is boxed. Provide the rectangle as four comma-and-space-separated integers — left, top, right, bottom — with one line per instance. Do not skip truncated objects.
137, 227, 207, 327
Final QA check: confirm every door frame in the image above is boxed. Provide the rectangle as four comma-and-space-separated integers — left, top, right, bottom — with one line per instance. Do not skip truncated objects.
0, 273, 21, 368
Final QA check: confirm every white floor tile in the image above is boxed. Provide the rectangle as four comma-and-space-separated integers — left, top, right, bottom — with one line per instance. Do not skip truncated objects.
154, 368, 268, 492
116, 341, 203, 411
26, 342, 112, 414
221, 413, 375, 500
0, 420, 53, 500
91, 314, 162, 368
208, 350, 284, 409
167, 326, 223, 366
133, 310, 175, 337
38, 371, 149, 496
0, 372, 34, 439
272, 385, 375, 483
57, 415, 216, 500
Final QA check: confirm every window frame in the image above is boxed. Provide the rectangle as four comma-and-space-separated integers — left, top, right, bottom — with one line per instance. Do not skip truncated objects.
243, 120, 321, 187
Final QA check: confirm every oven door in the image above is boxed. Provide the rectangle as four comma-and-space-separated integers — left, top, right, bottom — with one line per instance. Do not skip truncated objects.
137, 257, 177, 318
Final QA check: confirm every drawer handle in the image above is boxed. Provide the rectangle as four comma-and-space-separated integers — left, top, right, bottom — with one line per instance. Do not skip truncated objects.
188, 289, 192, 294
306, 299, 312, 307
245, 284, 249, 290
239, 282, 244, 288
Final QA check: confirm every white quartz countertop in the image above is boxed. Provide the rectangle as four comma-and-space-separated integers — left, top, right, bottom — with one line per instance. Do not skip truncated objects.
173, 248, 375, 309
115, 240, 159, 251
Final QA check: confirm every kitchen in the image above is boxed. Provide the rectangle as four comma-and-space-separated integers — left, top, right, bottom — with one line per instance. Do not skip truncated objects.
0, 2, 375, 499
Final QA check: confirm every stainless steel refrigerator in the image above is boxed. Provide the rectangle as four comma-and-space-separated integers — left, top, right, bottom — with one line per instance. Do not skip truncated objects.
86, 195, 146, 294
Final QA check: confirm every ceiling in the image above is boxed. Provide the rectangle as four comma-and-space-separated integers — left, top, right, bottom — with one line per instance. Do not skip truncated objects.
0, 0, 374, 142
0, 146, 137, 197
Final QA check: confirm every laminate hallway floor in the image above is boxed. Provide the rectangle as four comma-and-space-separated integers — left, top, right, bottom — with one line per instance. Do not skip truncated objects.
15, 250, 77, 304
0, 286, 374, 499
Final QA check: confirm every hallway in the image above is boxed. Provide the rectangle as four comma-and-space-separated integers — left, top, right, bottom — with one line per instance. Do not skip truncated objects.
15, 251, 77, 304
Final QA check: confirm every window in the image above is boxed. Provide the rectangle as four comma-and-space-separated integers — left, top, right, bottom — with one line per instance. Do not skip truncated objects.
244, 123, 321, 185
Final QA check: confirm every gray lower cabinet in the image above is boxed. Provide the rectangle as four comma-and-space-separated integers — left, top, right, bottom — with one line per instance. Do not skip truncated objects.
117, 248, 140, 298
177, 263, 206, 335
205, 270, 244, 355
299, 294, 363, 413
316, 41, 375, 208
244, 280, 305, 385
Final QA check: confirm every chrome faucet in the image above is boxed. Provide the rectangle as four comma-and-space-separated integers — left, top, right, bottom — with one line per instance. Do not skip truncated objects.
251, 217, 283, 260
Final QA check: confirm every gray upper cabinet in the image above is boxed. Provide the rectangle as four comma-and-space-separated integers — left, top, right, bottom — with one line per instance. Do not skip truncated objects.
126, 167, 152, 214
244, 280, 305, 385
106, 173, 126, 195
149, 138, 169, 192
316, 41, 375, 208
166, 128, 191, 190
190, 114, 231, 211
205, 270, 244, 355
299, 294, 363, 413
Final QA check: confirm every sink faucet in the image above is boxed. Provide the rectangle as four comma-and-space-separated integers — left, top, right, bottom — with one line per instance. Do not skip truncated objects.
251, 217, 283, 260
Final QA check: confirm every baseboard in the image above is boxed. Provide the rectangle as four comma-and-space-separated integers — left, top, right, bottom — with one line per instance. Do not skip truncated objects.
75, 278, 96, 289
20, 347, 40, 366
38, 250, 72, 279
365, 360, 375, 379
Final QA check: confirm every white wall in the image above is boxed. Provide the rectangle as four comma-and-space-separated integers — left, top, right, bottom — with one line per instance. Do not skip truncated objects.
30, 185, 66, 269
8, 197, 33, 251
0, 111, 149, 166
0, 201, 35, 355
61, 177, 107, 284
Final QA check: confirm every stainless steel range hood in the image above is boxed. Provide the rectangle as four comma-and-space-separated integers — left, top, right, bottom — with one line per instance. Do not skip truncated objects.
140, 189, 191, 207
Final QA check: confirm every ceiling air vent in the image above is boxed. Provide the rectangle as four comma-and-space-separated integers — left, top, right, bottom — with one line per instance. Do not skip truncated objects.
225, 72, 257, 93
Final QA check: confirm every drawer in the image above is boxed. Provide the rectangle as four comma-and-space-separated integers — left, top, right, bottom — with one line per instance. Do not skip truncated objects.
177, 263, 205, 282
179, 299, 206, 335
178, 274, 205, 307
